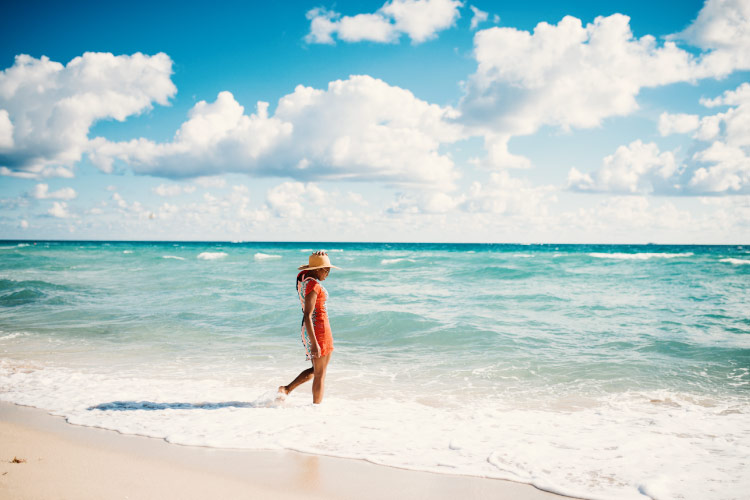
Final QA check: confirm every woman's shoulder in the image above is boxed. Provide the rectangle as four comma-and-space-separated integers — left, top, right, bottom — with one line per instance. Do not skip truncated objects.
302, 277, 321, 294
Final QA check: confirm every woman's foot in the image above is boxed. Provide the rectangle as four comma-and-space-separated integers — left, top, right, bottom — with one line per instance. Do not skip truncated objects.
277, 385, 289, 398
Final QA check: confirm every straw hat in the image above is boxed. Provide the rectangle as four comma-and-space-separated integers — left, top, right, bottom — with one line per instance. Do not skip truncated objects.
298, 252, 341, 271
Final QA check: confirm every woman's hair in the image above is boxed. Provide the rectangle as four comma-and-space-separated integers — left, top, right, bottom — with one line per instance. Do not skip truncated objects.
296, 269, 309, 288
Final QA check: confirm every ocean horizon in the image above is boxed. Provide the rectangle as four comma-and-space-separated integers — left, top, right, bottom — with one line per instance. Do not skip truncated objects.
1, 240, 748, 500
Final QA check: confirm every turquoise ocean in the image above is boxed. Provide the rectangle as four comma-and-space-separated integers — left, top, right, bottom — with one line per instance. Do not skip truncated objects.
1, 241, 748, 499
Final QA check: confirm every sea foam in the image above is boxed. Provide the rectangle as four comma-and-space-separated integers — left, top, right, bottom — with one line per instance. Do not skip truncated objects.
254, 253, 281, 260
0, 361, 747, 500
589, 252, 693, 260
381, 258, 415, 265
197, 252, 228, 260
720, 257, 750, 265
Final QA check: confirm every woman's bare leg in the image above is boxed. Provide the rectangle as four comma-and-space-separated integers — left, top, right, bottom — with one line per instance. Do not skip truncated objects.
278, 366, 314, 395
312, 354, 331, 404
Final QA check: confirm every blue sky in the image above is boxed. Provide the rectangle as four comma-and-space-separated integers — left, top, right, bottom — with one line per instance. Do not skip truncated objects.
1, 0, 748, 242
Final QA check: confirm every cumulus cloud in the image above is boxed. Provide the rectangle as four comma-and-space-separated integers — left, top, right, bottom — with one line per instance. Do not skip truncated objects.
570, 81, 750, 195
461, 15, 702, 137
672, 0, 750, 77
567, 141, 679, 194
390, 170, 556, 217
193, 176, 227, 189
0, 52, 176, 179
110, 192, 154, 219
658, 112, 700, 136
559, 196, 692, 236
31, 183, 77, 200
388, 190, 464, 214
700, 81, 750, 108
469, 5, 488, 30
460, 1, 750, 167
48, 201, 70, 218
462, 171, 557, 217
266, 182, 326, 218
305, 0, 462, 44
0, 110, 13, 148
153, 183, 197, 197
689, 141, 750, 193
666, 83, 749, 194
479, 134, 532, 169
90, 75, 463, 188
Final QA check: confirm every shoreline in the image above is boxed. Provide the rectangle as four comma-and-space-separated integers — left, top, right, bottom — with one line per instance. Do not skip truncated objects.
0, 401, 575, 499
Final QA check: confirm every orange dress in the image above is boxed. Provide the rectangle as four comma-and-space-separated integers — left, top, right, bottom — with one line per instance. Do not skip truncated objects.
297, 274, 334, 360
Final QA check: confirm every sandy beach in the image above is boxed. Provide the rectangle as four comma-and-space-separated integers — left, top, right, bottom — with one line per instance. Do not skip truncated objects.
0, 401, 572, 500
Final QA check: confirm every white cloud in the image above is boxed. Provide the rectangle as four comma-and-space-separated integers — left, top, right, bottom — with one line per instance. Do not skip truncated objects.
193, 176, 227, 188
388, 191, 464, 214
153, 183, 197, 197
689, 141, 750, 193
48, 201, 70, 218
469, 5, 488, 30
390, 170, 556, 217
701, 81, 750, 108
570, 81, 750, 196
559, 196, 693, 236
19, 219, 28, 229
481, 134, 532, 169
568, 141, 678, 194
31, 183, 78, 200
305, 0, 462, 44
672, 0, 750, 77
461, 15, 701, 137
660, 83, 750, 194
266, 182, 327, 218
0, 109, 13, 148
347, 192, 368, 206
91, 75, 463, 188
110, 192, 154, 219
658, 112, 700, 136
698, 195, 750, 231
0, 52, 175, 179
460, 2, 750, 168
462, 171, 556, 217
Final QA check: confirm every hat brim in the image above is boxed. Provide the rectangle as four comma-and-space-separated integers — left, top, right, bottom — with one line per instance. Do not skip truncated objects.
298, 264, 341, 270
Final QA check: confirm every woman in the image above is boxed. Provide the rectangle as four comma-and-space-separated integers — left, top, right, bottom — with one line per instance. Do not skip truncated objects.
278, 250, 339, 404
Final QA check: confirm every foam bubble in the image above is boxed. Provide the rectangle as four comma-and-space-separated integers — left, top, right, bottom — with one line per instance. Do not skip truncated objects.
197, 252, 228, 260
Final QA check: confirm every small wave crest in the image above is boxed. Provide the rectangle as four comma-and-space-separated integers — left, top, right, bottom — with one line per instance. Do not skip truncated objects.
0, 332, 26, 341
381, 258, 416, 265
589, 252, 693, 260
197, 252, 228, 260
454, 266, 535, 280
254, 253, 281, 260
162, 255, 185, 260
0, 289, 45, 306
720, 258, 750, 265
123, 250, 133, 254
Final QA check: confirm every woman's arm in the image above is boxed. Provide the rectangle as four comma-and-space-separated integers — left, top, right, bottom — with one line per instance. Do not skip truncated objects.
304, 288, 320, 358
